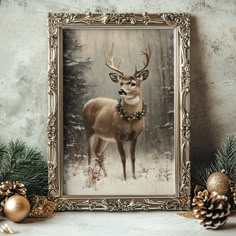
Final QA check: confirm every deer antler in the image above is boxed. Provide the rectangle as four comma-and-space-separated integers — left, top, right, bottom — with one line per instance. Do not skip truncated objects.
134, 45, 151, 76
105, 43, 124, 75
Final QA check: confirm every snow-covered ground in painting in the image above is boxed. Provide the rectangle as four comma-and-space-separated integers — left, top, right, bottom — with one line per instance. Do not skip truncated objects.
64, 146, 175, 196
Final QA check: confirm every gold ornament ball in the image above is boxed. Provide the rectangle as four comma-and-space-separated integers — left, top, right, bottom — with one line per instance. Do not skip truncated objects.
206, 172, 230, 195
4, 195, 31, 223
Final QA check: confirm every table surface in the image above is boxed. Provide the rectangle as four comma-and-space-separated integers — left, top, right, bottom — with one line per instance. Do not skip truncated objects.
0, 211, 236, 236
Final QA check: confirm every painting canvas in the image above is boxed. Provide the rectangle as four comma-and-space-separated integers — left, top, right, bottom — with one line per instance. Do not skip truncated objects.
63, 28, 175, 196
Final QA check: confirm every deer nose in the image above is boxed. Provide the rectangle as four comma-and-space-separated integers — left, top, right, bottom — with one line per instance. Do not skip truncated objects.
118, 89, 127, 95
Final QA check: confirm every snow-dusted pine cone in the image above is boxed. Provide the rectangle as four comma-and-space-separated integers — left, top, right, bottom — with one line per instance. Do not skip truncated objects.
192, 190, 231, 229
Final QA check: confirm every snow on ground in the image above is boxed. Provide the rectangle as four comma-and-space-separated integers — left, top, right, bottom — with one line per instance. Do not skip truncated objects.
64, 147, 176, 196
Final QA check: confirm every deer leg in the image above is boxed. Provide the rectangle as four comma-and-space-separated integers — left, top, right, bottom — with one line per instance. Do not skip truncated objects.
95, 138, 108, 177
130, 138, 137, 179
88, 139, 92, 165
87, 135, 95, 165
117, 141, 126, 180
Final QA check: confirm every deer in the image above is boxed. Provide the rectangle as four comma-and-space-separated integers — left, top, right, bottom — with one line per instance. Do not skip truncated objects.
83, 44, 151, 180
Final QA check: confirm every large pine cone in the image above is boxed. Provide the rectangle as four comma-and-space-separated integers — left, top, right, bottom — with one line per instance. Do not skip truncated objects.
192, 190, 231, 229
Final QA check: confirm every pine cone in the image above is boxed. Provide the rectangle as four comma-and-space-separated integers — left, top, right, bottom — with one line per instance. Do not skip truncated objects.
29, 196, 56, 218
192, 190, 231, 229
230, 182, 236, 207
0, 181, 27, 207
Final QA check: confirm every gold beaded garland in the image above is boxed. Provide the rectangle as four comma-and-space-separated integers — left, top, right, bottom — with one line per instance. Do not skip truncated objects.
206, 172, 230, 195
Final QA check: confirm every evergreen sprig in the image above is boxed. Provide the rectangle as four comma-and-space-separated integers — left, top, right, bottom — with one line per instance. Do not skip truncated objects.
192, 134, 236, 187
0, 140, 48, 199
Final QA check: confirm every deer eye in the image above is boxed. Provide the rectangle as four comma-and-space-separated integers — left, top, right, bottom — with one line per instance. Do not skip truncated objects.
131, 82, 136, 87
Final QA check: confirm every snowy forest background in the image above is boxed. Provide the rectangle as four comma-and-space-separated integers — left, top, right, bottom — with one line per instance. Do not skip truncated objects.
63, 29, 175, 196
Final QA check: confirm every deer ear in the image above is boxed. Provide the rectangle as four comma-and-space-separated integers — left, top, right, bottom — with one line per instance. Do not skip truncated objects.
136, 70, 149, 81
109, 73, 120, 83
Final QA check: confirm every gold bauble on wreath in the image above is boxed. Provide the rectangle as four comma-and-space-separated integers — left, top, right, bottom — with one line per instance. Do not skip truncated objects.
206, 172, 230, 195
4, 195, 31, 223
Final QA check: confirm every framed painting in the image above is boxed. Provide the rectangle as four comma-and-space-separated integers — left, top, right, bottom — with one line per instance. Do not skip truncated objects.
47, 13, 191, 211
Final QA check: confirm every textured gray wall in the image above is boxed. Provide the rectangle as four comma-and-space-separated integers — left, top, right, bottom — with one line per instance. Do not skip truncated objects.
0, 0, 236, 162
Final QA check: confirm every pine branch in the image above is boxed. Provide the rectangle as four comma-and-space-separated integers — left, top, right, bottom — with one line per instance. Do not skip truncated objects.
192, 134, 236, 187
0, 140, 48, 199
212, 135, 236, 181
191, 164, 214, 188
0, 142, 6, 157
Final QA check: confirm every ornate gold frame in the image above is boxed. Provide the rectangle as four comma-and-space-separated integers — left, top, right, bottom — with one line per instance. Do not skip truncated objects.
47, 13, 191, 211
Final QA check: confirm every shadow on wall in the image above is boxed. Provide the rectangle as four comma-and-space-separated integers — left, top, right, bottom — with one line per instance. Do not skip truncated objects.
190, 16, 216, 167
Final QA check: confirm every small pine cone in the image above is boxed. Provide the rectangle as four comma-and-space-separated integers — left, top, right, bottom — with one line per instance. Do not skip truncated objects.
0, 181, 27, 206
192, 190, 231, 229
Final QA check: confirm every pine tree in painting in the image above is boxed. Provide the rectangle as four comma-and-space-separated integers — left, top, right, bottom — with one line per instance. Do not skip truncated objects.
63, 30, 92, 164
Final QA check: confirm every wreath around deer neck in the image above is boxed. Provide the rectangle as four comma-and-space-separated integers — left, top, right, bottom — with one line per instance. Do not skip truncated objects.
116, 99, 147, 121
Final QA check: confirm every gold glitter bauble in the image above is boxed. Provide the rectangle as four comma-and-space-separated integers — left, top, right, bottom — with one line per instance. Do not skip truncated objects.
206, 172, 230, 195
4, 195, 30, 223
